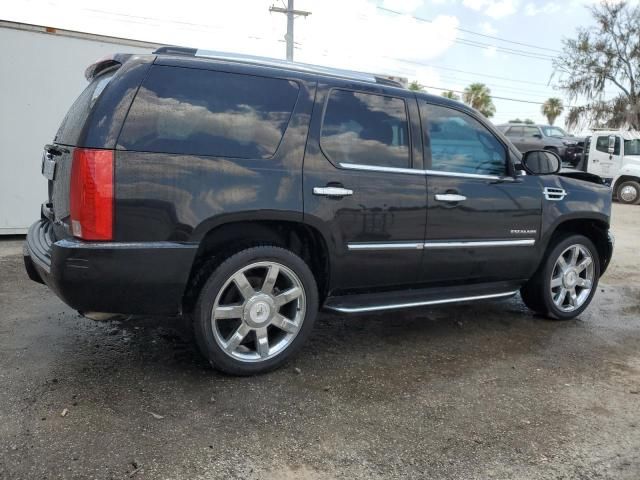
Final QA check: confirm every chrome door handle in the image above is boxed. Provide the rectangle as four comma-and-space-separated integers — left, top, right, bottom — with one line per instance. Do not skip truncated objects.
313, 186, 353, 197
435, 194, 466, 202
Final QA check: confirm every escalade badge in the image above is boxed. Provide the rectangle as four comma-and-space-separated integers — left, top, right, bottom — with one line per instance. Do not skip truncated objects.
510, 229, 537, 235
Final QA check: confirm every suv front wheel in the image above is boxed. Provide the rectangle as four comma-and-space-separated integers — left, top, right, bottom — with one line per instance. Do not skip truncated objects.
521, 234, 600, 320
193, 246, 318, 375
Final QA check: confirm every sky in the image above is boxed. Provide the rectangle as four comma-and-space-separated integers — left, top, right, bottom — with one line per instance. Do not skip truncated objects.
1, 0, 633, 129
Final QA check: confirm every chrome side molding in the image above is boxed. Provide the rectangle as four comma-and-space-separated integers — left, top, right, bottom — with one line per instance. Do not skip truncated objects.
423, 239, 535, 248
339, 162, 511, 181
347, 242, 423, 251
347, 239, 535, 251
326, 290, 519, 313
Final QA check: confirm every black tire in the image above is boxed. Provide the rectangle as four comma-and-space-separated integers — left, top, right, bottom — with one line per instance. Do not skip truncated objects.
193, 246, 318, 375
520, 234, 600, 320
616, 180, 640, 205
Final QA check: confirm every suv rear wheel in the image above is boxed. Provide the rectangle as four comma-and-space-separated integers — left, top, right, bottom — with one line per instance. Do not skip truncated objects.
616, 180, 640, 205
521, 234, 600, 320
193, 246, 318, 375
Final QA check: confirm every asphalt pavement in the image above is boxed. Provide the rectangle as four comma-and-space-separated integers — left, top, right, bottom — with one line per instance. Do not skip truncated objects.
1, 204, 639, 479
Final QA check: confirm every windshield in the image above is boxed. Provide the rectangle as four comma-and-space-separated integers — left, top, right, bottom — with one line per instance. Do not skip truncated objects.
625, 139, 640, 155
541, 126, 567, 138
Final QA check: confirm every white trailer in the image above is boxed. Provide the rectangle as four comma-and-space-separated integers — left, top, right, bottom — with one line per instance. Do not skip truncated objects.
0, 21, 161, 234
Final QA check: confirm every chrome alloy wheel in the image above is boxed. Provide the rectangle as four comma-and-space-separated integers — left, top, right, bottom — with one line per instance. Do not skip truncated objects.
550, 244, 595, 313
620, 185, 639, 203
211, 261, 306, 362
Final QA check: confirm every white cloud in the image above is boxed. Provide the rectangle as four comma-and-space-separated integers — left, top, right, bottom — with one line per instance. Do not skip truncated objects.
479, 21, 497, 35
462, 0, 518, 19
483, 45, 498, 57
524, 1, 561, 16
2, 0, 460, 82
381, 0, 423, 13
295, 1, 460, 76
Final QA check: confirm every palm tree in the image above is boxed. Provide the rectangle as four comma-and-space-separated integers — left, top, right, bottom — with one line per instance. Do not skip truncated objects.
441, 90, 460, 101
463, 83, 495, 118
408, 81, 422, 91
542, 98, 564, 125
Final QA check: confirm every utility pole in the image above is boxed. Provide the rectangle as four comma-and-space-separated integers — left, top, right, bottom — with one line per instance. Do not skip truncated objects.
269, 0, 311, 61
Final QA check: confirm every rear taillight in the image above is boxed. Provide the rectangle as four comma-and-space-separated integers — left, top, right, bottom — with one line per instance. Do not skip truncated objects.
70, 148, 113, 240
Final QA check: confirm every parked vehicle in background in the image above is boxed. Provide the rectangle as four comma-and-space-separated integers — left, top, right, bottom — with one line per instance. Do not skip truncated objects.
24, 49, 614, 375
580, 131, 640, 204
497, 123, 581, 165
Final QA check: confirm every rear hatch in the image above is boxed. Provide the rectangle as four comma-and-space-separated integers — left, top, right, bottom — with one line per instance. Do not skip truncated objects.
43, 68, 118, 240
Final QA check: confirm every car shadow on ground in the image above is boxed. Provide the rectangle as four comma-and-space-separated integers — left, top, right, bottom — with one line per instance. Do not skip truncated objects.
64, 296, 575, 384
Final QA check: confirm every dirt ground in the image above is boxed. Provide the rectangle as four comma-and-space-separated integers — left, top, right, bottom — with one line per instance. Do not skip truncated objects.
1, 204, 639, 480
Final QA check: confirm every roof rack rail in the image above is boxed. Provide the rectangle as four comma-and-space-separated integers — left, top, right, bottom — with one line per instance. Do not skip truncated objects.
153, 46, 404, 88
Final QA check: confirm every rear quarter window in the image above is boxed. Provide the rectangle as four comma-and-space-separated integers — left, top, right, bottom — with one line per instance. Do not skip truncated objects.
55, 71, 115, 146
118, 66, 300, 158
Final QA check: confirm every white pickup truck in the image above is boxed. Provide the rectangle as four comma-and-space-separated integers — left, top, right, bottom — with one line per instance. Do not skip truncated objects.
581, 130, 640, 204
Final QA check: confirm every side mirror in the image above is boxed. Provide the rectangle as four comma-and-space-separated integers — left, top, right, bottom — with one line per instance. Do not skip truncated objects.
533, 133, 543, 139
521, 150, 561, 175
608, 135, 616, 154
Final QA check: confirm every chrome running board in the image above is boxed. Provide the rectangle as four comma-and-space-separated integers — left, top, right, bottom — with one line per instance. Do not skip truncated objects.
324, 290, 519, 314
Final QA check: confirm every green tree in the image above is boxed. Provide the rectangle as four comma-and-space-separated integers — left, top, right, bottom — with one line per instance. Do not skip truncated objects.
463, 83, 496, 118
508, 118, 523, 123
541, 98, 564, 125
441, 90, 460, 101
553, 1, 640, 129
408, 81, 422, 91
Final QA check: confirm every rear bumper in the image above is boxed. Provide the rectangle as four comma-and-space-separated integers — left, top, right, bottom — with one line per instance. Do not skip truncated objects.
24, 220, 198, 315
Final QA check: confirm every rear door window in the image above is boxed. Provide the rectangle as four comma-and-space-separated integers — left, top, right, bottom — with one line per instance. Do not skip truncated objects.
523, 126, 541, 138
320, 89, 410, 169
118, 65, 300, 158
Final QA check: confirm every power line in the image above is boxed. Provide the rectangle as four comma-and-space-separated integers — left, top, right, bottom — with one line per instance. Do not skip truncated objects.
378, 6, 562, 54
419, 84, 546, 105
454, 38, 554, 61
389, 57, 553, 86
434, 73, 558, 97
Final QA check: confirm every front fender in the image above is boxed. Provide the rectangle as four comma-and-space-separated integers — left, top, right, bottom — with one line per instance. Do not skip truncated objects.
538, 174, 611, 248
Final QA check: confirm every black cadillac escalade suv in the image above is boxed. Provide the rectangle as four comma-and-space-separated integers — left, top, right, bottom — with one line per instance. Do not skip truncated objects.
24, 48, 614, 375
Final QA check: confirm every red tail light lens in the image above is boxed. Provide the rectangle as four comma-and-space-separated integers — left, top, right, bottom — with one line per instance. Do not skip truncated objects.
70, 148, 113, 240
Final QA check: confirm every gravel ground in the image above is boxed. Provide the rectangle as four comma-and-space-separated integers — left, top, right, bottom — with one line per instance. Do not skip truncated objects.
1, 204, 639, 480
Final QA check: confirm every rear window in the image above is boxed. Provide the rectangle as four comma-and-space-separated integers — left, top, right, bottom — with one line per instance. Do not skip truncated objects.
55, 71, 115, 146
118, 66, 300, 158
